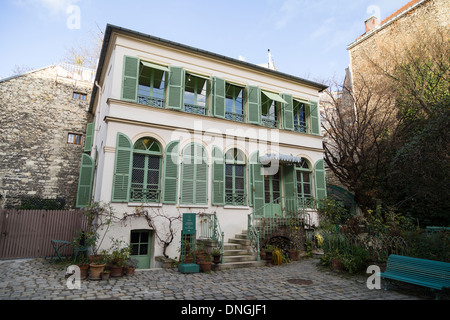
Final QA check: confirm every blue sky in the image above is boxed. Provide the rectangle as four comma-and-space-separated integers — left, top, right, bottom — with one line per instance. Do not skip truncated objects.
0, 0, 410, 82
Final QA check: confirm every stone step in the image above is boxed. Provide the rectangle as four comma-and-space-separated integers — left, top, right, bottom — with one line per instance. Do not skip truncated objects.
234, 233, 248, 240
224, 254, 257, 263
223, 249, 249, 256
212, 260, 266, 271
228, 238, 251, 246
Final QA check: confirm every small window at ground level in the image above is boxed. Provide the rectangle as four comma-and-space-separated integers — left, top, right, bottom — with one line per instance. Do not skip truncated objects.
73, 92, 87, 100
68, 133, 82, 145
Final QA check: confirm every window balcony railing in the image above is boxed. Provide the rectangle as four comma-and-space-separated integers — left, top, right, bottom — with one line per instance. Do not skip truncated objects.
225, 193, 247, 206
294, 120, 308, 133
225, 111, 244, 122
184, 103, 206, 115
130, 188, 161, 203
261, 118, 278, 128
137, 95, 165, 108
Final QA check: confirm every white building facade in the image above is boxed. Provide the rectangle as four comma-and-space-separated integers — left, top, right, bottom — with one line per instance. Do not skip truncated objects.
78, 25, 328, 269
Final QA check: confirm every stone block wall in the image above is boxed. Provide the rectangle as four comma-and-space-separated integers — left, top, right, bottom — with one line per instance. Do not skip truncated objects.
0, 66, 94, 208
348, 0, 449, 89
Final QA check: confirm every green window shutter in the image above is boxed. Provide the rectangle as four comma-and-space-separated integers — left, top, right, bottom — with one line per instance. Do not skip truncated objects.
314, 159, 327, 201
212, 146, 225, 205
251, 153, 264, 214
83, 122, 94, 153
247, 85, 261, 124
281, 93, 294, 131
112, 132, 132, 202
122, 56, 139, 102
167, 66, 184, 110
162, 141, 179, 204
180, 144, 195, 204
181, 144, 208, 204
196, 161, 208, 204
283, 165, 297, 215
248, 151, 259, 207
310, 101, 320, 135
213, 77, 226, 118
76, 154, 95, 208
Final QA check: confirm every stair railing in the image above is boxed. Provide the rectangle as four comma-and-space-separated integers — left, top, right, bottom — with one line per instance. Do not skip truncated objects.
248, 196, 316, 251
198, 212, 225, 263
247, 214, 261, 261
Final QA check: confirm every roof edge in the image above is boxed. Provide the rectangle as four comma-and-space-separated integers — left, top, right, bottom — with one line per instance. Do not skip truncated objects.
89, 24, 328, 112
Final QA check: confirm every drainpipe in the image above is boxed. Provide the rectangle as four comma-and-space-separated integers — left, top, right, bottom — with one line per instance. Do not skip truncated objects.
90, 80, 103, 203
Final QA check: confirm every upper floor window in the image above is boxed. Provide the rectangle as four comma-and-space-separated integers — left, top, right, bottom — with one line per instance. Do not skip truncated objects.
184, 73, 209, 115
130, 137, 162, 203
294, 100, 308, 133
261, 95, 278, 128
225, 83, 244, 122
138, 61, 168, 108
73, 92, 87, 101
225, 148, 246, 206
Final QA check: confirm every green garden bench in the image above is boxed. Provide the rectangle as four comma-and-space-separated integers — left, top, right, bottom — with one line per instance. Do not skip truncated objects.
380, 254, 450, 300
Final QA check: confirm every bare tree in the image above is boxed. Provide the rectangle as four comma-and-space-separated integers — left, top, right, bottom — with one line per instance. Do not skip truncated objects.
63, 26, 104, 69
322, 77, 398, 212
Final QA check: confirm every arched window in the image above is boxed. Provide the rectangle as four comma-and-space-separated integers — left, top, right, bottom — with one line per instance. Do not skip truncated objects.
225, 148, 246, 205
130, 137, 162, 203
295, 158, 312, 199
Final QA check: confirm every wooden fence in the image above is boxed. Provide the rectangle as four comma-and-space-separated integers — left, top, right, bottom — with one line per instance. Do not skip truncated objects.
0, 210, 88, 260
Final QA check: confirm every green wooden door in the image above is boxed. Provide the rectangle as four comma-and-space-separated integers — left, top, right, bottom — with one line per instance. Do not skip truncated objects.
130, 230, 152, 269
264, 170, 282, 217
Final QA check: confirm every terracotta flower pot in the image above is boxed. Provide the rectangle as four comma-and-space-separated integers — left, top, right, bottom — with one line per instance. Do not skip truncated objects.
289, 250, 300, 261
101, 271, 110, 280
123, 267, 136, 276
78, 264, 89, 280
331, 258, 344, 271
198, 261, 212, 272
89, 264, 106, 280
110, 266, 123, 277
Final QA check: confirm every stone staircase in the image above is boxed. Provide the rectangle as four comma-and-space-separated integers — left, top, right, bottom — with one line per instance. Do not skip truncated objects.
200, 230, 266, 271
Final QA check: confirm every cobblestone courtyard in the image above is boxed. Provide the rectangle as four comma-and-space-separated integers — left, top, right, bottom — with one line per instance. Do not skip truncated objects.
0, 257, 438, 301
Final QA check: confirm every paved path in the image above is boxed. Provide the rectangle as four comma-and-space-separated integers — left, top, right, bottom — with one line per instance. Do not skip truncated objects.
0, 258, 434, 300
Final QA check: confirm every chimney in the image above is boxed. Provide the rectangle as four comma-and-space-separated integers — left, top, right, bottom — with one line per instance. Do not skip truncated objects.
365, 15, 379, 33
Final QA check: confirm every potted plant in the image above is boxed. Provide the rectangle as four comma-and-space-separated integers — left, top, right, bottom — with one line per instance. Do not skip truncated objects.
108, 239, 131, 277
179, 240, 195, 264
75, 254, 89, 280
211, 247, 222, 264
101, 270, 110, 280
195, 243, 207, 262
264, 245, 276, 261
123, 258, 138, 275
288, 245, 300, 261
89, 250, 107, 280
330, 250, 344, 271
197, 253, 212, 272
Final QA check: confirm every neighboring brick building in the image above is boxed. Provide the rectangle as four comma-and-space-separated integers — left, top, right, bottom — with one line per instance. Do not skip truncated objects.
0, 64, 95, 209
347, 0, 449, 88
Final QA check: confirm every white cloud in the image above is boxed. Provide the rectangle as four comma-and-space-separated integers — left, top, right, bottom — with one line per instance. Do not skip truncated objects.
274, 0, 303, 30
13, 0, 80, 16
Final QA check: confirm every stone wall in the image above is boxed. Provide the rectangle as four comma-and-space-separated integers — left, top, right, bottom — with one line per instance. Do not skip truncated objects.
0, 66, 94, 209
348, 0, 449, 88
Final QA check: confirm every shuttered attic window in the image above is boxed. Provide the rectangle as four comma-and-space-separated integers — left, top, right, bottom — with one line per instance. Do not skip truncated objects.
137, 61, 168, 108
184, 73, 209, 115
225, 83, 244, 122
